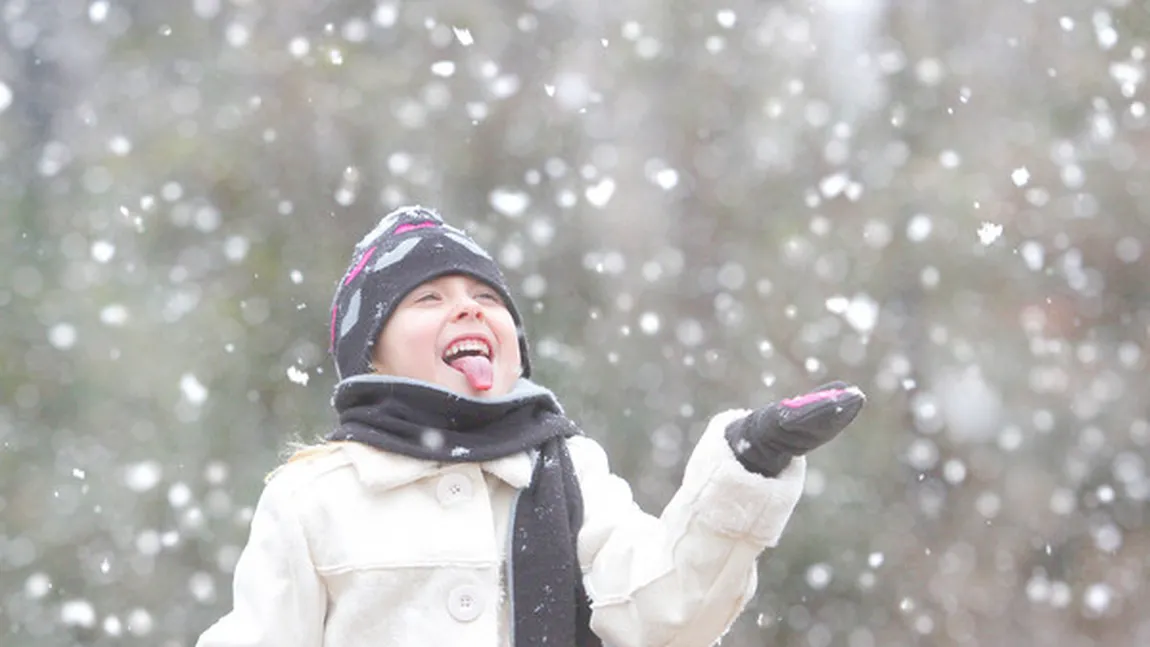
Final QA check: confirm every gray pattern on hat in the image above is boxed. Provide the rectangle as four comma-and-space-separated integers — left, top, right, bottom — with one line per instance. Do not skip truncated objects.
371, 237, 422, 272
356, 212, 401, 250
445, 231, 492, 260
340, 289, 361, 339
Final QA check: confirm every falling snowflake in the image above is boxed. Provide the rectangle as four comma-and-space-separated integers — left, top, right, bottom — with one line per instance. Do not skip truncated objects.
977, 222, 1003, 245
286, 366, 310, 386
452, 27, 474, 46
1011, 166, 1030, 186
179, 373, 208, 404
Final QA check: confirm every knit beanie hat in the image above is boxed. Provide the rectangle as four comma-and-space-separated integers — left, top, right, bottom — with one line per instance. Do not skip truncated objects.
329, 205, 531, 381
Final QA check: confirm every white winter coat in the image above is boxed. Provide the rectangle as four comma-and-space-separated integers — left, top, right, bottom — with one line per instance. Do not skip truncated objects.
195, 409, 806, 647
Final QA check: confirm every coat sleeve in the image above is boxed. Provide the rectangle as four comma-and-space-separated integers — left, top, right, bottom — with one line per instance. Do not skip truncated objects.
195, 470, 326, 647
572, 409, 806, 647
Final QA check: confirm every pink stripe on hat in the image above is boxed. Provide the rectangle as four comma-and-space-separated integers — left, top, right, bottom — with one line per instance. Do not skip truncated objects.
343, 246, 377, 286
332, 245, 377, 350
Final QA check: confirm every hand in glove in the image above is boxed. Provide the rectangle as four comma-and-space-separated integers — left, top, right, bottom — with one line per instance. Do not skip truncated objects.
725, 381, 866, 478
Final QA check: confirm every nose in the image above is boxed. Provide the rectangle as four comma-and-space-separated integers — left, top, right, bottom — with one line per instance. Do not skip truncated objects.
451, 295, 484, 321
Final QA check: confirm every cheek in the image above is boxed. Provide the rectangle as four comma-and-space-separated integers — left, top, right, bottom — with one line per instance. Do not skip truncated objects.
494, 313, 522, 363
405, 327, 439, 364
378, 314, 438, 372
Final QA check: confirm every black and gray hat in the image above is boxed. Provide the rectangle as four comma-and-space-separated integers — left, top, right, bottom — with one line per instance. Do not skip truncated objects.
328, 206, 530, 380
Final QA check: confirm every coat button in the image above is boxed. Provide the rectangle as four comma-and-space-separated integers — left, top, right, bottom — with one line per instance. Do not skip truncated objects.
447, 584, 484, 622
436, 472, 473, 505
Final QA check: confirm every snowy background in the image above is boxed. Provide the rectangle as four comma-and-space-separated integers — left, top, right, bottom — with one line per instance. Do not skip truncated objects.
3, 0, 1149, 645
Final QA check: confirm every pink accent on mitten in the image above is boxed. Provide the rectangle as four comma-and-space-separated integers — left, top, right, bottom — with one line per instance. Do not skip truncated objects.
781, 388, 848, 409
393, 221, 437, 235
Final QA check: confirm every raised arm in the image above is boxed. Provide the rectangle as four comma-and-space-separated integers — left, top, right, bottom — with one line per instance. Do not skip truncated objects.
574, 383, 864, 647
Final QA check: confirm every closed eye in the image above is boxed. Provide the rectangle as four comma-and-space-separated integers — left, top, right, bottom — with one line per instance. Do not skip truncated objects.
414, 292, 440, 303
476, 291, 502, 304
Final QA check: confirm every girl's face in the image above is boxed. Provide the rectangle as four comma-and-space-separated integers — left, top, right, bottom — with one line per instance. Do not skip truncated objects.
371, 274, 521, 397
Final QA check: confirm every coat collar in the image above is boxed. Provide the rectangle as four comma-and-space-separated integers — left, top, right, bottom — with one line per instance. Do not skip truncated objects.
337, 442, 536, 491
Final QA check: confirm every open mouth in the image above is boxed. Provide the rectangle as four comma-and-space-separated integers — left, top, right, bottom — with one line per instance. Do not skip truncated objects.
442, 338, 492, 364
442, 337, 494, 391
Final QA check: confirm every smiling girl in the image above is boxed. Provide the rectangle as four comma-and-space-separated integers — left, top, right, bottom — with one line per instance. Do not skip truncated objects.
195, 206, 865, 647
371, 274, 519, 396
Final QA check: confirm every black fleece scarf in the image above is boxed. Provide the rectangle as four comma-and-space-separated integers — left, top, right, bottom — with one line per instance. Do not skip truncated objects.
328, 376, 601, 647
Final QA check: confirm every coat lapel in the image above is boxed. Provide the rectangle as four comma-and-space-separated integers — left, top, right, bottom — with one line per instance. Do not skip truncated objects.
338, 442, 536, 491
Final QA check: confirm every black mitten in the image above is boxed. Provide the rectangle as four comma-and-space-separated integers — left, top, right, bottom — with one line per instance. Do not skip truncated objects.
725, 381, 866, 478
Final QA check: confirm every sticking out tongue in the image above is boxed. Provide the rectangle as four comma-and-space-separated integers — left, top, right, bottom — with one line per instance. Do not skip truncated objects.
448, 355, 494, 391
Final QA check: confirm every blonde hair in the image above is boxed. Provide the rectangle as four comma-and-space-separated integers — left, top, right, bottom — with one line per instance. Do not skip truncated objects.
265, 364, 385, 483
264, 439, 350, 483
